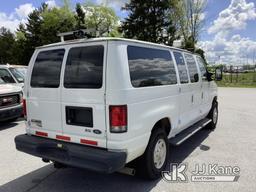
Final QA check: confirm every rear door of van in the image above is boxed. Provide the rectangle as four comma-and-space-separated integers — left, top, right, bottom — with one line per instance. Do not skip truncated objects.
27, 48, 65, 137
60, 42, 107, 148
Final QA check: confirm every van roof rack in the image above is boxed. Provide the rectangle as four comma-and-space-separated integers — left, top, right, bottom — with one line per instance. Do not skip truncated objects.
57, 29, 96, 42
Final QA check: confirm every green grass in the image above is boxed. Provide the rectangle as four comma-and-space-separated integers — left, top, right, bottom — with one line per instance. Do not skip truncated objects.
216, 72, 256, 88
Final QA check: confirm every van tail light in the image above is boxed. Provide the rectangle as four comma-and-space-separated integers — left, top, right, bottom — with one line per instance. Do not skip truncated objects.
23, 99, 27, 118
109, 105, 127, 133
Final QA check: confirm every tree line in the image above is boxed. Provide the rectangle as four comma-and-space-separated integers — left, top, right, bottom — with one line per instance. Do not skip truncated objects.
0, 0, 206, 65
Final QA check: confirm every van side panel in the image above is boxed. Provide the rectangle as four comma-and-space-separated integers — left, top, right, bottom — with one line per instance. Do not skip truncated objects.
106, 41, 180, 162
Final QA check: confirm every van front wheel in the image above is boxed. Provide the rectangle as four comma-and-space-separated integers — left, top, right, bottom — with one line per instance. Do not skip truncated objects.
140, 129, 169, 180
207, 101, 218, 130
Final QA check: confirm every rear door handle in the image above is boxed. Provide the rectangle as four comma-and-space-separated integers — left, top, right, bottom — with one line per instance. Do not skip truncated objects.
191, 95, 194, 103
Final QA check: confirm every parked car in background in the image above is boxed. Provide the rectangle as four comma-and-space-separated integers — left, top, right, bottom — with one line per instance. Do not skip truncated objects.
0, 71, 23, 121
0, 64, 27, 87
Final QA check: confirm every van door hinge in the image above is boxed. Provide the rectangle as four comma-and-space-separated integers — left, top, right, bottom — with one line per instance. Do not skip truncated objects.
27, 91, 29, 98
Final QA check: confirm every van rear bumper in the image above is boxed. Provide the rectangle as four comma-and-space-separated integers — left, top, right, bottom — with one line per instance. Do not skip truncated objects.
15, 134, 127, 173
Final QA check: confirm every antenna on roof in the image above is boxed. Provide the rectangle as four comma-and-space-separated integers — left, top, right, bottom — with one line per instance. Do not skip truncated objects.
57, 29, 96, 42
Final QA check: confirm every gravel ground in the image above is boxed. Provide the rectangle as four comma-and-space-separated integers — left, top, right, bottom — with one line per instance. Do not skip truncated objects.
0, 87, 256, 192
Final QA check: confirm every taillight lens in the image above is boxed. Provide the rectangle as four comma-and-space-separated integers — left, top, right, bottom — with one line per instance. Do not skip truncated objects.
23, 99, 27, 118
109, 105, 127, 133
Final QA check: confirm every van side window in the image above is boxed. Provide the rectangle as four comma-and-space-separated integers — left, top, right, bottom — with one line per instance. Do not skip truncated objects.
196, 56, 207, 81
64, 46, 104, 89
31, 49, 65, 88
127, 46, 177, 87
184, 54, 199, 83
173, 52, 189, 84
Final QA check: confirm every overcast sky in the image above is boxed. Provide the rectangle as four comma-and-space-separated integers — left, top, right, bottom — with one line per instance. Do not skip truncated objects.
0, 0, 256, 65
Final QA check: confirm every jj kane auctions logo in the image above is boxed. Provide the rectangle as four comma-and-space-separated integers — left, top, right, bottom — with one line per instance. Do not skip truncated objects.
162, 163, 240, 182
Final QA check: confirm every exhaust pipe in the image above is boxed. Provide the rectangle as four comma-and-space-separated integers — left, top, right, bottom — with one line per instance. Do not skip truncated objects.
118, 167, 136, 176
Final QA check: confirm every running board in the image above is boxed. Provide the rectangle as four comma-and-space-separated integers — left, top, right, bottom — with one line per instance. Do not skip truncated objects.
169, 118, 212, 146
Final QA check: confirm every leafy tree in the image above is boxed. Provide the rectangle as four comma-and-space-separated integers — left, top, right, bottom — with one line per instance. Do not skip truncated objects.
75, 3, 120, 37
121, 0, 177, 45
0, 27, 17, 64
15, 3, 76, 65
195, 48, 207, 64
16, 4, 47, 65
25, 4, 46, 48
173, 0, 206, 51
40, 5, 76, 44
75, 3, 86, 29
14, 24, 29, 65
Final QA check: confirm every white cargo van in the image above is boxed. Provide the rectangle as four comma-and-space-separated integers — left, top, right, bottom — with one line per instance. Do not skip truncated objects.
15, 35, 222, 179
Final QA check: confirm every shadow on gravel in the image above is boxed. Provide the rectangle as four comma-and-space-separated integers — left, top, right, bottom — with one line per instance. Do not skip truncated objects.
0, 129, 212, 192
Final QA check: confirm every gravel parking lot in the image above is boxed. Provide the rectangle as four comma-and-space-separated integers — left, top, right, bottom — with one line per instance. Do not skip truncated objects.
0, 87, 256, 192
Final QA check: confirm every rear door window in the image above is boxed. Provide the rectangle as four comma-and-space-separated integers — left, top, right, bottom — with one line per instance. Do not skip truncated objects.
64, 46, 104, 89
184, 54, 199, 83
31, 49, 65, 88
173, 52, 189, 84
127, 46, 177, 87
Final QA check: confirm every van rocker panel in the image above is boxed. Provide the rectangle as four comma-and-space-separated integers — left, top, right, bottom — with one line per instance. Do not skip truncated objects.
15, 134, 127, 173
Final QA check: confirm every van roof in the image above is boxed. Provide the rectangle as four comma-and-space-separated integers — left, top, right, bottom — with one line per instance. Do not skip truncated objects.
37, 37, 195, 54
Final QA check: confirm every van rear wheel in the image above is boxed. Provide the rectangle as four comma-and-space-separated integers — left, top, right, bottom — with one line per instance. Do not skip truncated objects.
138, 128, 169, 180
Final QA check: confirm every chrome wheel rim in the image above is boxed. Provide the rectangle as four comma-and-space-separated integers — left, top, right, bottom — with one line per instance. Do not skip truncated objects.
153, 138, 167, 169
213, 107, 218, 124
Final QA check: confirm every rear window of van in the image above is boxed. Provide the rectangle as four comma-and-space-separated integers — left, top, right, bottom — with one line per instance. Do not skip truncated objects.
64, 46, 104, 89
31, 49, 65, 88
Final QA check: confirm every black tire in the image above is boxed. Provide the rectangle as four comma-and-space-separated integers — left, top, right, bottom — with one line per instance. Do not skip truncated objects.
138, 128, 169, 180
53, 161, 67, 169
206, 101, 218, 130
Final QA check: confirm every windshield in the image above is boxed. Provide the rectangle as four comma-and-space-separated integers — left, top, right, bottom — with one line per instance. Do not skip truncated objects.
0, 69, 16, 84
9, 67, 26, 83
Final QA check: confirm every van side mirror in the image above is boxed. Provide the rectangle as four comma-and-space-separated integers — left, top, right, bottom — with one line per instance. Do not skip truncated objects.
215, 68, 223, 81
206, 71, 213, 81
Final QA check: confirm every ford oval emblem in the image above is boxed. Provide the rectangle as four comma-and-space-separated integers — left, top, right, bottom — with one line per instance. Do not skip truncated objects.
93, 129, 102, 135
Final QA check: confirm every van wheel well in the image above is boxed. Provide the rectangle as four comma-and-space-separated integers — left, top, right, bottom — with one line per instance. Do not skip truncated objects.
152, 118, 171, 136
